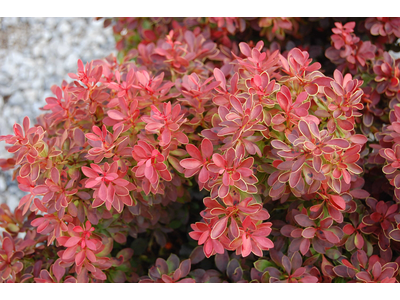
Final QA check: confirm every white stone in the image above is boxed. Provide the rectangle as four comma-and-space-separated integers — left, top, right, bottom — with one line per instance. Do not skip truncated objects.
8, 91, 24, 105
390, 50, 400, 60
46, 63, 55, 74
32, 78, 43, 90
0, 175, 6, 191
58, 20, 71, 34
10, 52, 25, 65
65, 52, 79, 69
32, 44, 43, 57
23, 89, 37, 102
45, 17, 57, 29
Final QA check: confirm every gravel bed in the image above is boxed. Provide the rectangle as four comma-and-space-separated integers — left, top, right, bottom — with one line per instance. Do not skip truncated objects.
0, 17, 116, 211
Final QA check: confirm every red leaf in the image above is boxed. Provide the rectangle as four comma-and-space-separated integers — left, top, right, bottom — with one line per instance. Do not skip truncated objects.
354, 232, 364, 249
19, 164, 31, 177
241, 234, 252, 257
305, 83, 318, 95
302, 227, 316, 239
212, 153, 226, 168
201, 138, 213, 159
186, 144, 202, 161
277, 90, 289, 112
75, 250, 86, 266
294, 214, 315, 227
343, 224, 355, 235
210, 216, 228, 239
329, 195, 346, 211
324, 230, 340, 244
64, 236, 82, 248
108, 110, 125, 120
52, 260, 65, 283
32, 185, 49, 195
82, 166, 99, 178
356, 271, 372, 282
299, 238, 310, 255
180, 158, 202, 169
85, 133, 102, 141
2, 237, 14, 255
389, 229, 400, 241
62, 245, 78, 260
289, 169, 301, 188
98, 182, 108, 201
326, 138, 350, 149
349, 134, 368, 145
213, 68, 226, 90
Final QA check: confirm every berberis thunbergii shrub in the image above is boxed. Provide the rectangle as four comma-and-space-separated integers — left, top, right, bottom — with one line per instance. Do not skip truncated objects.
1, 17, 400, 283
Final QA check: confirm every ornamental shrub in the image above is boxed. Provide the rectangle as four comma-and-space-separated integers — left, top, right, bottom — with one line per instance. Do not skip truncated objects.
1, 17, 400, 283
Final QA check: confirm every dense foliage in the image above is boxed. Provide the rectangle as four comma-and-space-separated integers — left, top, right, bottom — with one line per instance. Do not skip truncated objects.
1, 17, 400, 283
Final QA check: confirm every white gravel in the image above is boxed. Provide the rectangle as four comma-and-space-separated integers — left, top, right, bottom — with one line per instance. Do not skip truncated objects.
0, 17, 116, 211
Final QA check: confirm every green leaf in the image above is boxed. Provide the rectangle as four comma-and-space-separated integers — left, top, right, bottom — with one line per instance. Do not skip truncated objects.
131, 238, 148, 256
116, 264, 130, 273
169, 220, 182, 229
334, 277, 347, 283
39, 143, 49, 157
325, 248, 341, 260
254, 259, 275, 272
6, 223, 19, 233
261, 271, 271, 283
366, 240, 373, 257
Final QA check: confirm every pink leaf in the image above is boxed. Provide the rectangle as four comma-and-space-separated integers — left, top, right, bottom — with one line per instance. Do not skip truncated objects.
82, 166, 99, 178
210, 216, 228, 239
302, 227, 316, 239
52, 260, 65, 283
180, 158, 202, 169
108, 110, 125, 120
64, 236, 82, 248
